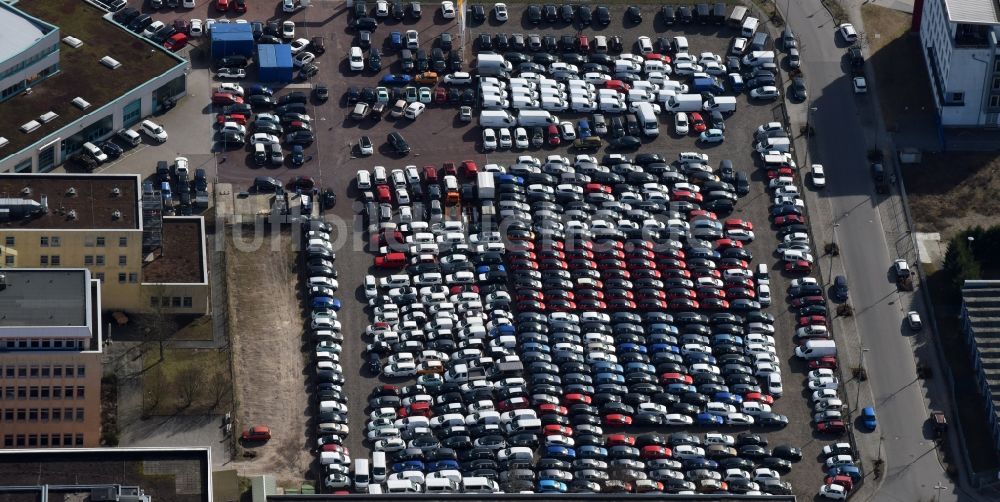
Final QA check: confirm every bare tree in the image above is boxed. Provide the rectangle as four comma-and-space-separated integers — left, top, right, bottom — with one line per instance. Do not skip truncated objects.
142, 367, 164, 418
210, 369, 230, 409
176, 366, 202, 409
146, 285, 174, 363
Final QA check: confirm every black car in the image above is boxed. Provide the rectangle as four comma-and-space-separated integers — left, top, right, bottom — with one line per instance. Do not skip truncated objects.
298, 63, 319, 79
527, 4, 542, 23
127, 14, 152, 33
368, 48, 382, 71
626, 5, 642, 23
219, 131, 244, 148
100, 141, 123, 159
291, 145, 306, 166
772, 445, 803, 462
595, 5, 611, 26
678, 5, 693, 23
577, 4, 592, 24
477, 33, 493, 50
388, 132, 410, 154
660, 5, 676, 24
470, 3, 486, 22
313, 84, 329, 102
218, 55, 249, 68
286, 131, 315, 145
410, 1, 422, 18
543, 4, 558, 22
791, 76, 808, 101
610, 136, 641, 150
439, 33, 453, 50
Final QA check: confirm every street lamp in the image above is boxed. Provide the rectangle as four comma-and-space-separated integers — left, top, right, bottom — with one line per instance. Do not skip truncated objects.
855, 348, 870, 409
968, 235, 975, 252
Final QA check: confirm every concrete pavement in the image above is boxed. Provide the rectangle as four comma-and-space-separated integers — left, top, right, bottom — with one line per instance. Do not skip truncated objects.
779, 0, 967, 500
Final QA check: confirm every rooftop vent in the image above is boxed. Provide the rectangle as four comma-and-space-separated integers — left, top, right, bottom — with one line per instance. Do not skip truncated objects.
112, 210, 122, 220
38, 111, 58, 123
21, 187, 31, 197
72, 97, 90, 110
0, 138, 7, 149
67, 210, 78, 220
111, 187, 121, 197
62, 36, 83, 48
66, 187, 77, 197
100, 56, 121, 69
20, 121, 41, 133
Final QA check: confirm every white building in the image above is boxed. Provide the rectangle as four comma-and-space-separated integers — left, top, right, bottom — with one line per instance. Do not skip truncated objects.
920, 0, 1000, 126
0, 0, 187, 173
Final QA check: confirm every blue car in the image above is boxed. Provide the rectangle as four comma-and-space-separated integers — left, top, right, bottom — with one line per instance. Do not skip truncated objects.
861, 406, 878, 431
489, 324, 516, 337
391, 460, 424, 473
577, 119, 591, 138
495, 174, 524, 185
695, 413, 724, 426
545, 445, 576, 460
476, 264, 506, 274
650, 343, 681, 354
828, 465, 862, 482
576, 445, 608, 459
617, 343, 647, 354
311, 297, 342, 310
684, 352, 717, 365
389, 31, 402, 49
247, 84, 273, 96
538, 479, 567, 493
426, 460, 458, 472
683, 457, 718, 470
380, 73, 412, 85
666, 383, 696, 394
714, 392, 743, 405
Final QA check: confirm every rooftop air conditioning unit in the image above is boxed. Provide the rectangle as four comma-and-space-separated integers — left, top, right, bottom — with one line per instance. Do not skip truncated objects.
67, 210, 78, 220
100, 56, 121, 69
62, 36, 83, 48
111, 187, 121, 197
21, 188, 31, 197
39, 111, 58, 123
0, 138, 7, 149
72, 97, 90, 110
66, 187, 77, 197
20, 121, 41, 133
112, 210, 121, 220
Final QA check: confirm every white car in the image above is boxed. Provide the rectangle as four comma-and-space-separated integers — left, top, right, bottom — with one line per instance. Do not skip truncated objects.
838, 23, 858, 43
293, 51, 316, 68
494, 2, 508, 21
811, 164, 826, 188
359, 136, 374, 156
384, 361, 417, 377
250, 133, 280, 145
808, 377, 840, 390
282, 0, 299, 12
441, 0, 456, 18
731, 37, 747, 55
364, 275, 378, 299
852, 76, 868, 94
216, 67, 246, 79
699, 129, 725, 143
819, 483, 848, 500
674, 112, 689, 135
498, 128, 513, 149
482, 129, 498, 151
636, 36, 653, 54
374, 437, 406, 452
559, 121, 576, 141
282, 20, 295, 39
444, 72, 472, 85
189, 19, 203, 36
140, 120, 168, 143
750, 86, 780, 100
514, 127, 529, 149
289, 38, 311, 55
349, 46, 364, 71
405, 30, 419, 49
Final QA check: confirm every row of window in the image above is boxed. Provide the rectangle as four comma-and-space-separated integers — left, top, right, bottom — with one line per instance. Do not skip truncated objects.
0, 44, 58, 80
83, 255, 128, 267
1, 339, 85, 350
1, 365, 86, 379
3, 433, 85, 448
2, 407, 85, 422
151, 296, 195, 308
2, 236, 128, 247
1, 386, 86, 400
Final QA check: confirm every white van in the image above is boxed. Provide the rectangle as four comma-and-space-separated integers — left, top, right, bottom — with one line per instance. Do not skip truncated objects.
703, 96, 737, 114
82, 142, 108, 163
426, 478, 460, 493
741, 16, 760, 37
372, 452, 387, 482
742, 50, 776, 67
385, 479, 421, 493
755, 137, 791, 153
665, 94, 704, 112
354, 459, 370, 490
117, 128, 142, 146
461, 476, 497, 493
795, 340, 837, 359
517, 110, 559, 127
479, 110, 517, 127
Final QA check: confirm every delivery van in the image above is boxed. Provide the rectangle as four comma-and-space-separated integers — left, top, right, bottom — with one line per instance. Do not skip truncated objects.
665, 94, 704, 112
372, 452, 387, 482
703, 96, 737, 114
517, 110, 559, 127
479, 110, 517, 127
741, 16, 759, 37
795, 340, 837, 359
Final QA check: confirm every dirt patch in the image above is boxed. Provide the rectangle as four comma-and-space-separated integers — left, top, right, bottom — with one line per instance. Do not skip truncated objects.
225, 226, 313, 484
172, 315, 214, 341
902, 152, 1000, 237
141, 348, 231, 416
862, 5, 935, 132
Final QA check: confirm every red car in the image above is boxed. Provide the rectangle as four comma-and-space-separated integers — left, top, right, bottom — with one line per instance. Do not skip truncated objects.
408, 402, 432, 417
607, 434, 636, 446
641, 445, 671, 459
422, 165, 439, 183
563, 393, 592, 405
232, 0, 247, 12
498, 397, 530, 411
241, 425, 271, 441
543, 424, 573, 436
766, 166, 795, 179
163, 32, 189, 51
660, 372, 693, 385
376, 185, 392, 202
742, 392, 774, 405
441, 162, 457, 176
576, 34, 590, 52
547, 124, 561, 145
798, 315, 828, 326
815, 419, 846, 434
460, 160, 478, 176
539, 403, 568, 416
604, 414, 633, 426
724, 218, 753, 230
321, 443, 349, 452
434, 87, 447, 103
715, 238, 743, 250
690, 112, 707, 133
785, 260, 812, 274
790, 295, 825, 307
215, 0, 230, 11
585, 183, 611, 194
216, 113, 248, 125
773, 214, 807, 226
688, 209, 717, 220
212, 92, 242, 105
808, 356, 839, 370
825, 475, 854, 491
605, 80, 631, 92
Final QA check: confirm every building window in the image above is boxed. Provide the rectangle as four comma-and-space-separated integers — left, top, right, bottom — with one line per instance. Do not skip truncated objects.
183, 297, 193, 308
3, 410, 11, 421
96, 255, 105, 266
5, 237, 14, 246
29, 367, 38, 377
118, 273, 126, 283
993, 77, 1000, 90
4, 367, 12, 377
40, 256, 48, 266
96, 237, 105, 247
40, 367, 49, 377
40, 435, 48, 447
40, 237, 48, 247
96, 273, 104, 282
3, 435, 11, 447
17, 367, 26, 377
28, 409, 37, 421
84, 256, 93, 266
16, 409, 25, 421
76, 387, 85, 398
129, 273, 138, 283
53, 367, 62, 377
51, 256, 60, 266
50, 237, 60, 247
13, 158, 31, 173
75, 434, 83, 446
51, 435, 60, 446
172, 297, 182, 307
994, 56, 1000, 72
63, 386, 73, 398
947, 92, 965, 104
40, 387, 49, 398
63, 434, 72, 446
51, 408, 61, 420
150, 297, 159, 308
17, 387, 25, 398
77, 366, 85, 377
991, 95, 1000, 108
29, 387, 38, 398
4, 256, 12, 266
119, 255, 127, 266
52, 387, 61, 399
119, 237, 128, 247
28, 435, 37, 447
16, 435, 24, 447
65, 366, 74, 377
75, 408, 84, 420
4, 387, 12, 399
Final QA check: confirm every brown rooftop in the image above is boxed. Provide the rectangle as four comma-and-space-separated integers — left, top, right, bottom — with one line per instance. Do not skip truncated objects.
0, 0, 182, 158
142, 217, 205, 284
0, 174, 139, 230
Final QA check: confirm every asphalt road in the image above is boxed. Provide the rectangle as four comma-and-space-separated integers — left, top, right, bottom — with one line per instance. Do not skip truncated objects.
783, 1, 958, 500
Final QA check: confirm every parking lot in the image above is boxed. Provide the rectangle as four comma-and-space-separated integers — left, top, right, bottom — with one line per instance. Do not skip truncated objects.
131, 0, 860, 497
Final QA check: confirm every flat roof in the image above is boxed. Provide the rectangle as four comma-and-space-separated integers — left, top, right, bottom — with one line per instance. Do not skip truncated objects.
0, 269, 88, 327
0, 0, 181, 158
944, 0, 1000, 24
0, 448, 210, 502
0, 173, 140, 230
0, 3, 51, 64
142, 217, 206, 283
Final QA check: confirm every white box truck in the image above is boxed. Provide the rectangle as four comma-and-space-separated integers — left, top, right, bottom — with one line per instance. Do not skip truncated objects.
795, 340, 837, 359
634, 102, 660, 137
665, 94, 704, 112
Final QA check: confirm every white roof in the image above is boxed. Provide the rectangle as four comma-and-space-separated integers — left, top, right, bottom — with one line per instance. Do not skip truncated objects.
0, 7, 47, 64
945, 0, 1000, 24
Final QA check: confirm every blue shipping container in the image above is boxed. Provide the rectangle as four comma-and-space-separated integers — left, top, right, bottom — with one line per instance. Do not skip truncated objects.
257, 44, 294, 83
211, 24, 254, 59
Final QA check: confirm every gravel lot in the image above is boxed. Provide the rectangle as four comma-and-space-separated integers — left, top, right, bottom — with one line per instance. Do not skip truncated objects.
140, 0, 839, 497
